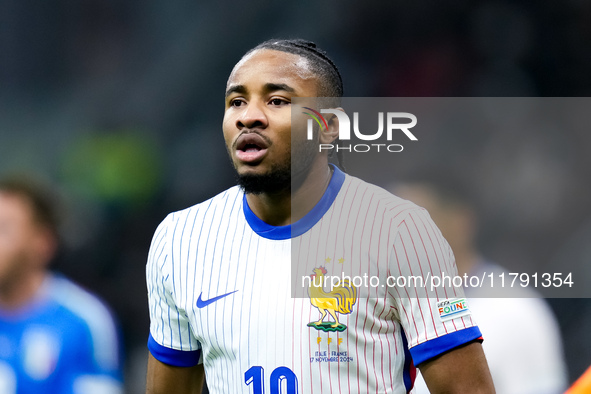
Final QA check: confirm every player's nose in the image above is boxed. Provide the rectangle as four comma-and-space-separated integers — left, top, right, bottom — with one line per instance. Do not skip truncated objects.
236, 101, 268, 130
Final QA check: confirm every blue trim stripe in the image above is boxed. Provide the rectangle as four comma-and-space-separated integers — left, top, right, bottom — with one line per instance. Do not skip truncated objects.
400, 328, 415, 392
409, 326, 483, 366
148, 334, 201, 367
243, 164, 346, 240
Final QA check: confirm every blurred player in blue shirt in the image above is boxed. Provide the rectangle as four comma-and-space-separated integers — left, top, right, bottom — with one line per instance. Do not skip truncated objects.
0, 177, 123, 394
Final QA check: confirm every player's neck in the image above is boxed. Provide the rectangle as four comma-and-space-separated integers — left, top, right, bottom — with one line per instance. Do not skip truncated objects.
245, 161, 333, 227
0, 269, 47, 310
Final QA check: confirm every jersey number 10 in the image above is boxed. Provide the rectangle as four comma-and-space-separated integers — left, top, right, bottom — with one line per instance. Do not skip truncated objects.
245, 366, 298, 394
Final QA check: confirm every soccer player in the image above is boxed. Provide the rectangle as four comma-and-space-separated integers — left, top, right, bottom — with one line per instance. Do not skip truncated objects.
146, 39, 495, 393
0, 177, 123, 394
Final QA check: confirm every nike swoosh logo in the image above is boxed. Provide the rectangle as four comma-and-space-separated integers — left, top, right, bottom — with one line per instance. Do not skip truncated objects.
196, 290, 239, 308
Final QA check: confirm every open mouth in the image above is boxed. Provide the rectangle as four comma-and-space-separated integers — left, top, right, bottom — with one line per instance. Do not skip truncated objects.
235, 133, 269, 163
241, 143, 262, 153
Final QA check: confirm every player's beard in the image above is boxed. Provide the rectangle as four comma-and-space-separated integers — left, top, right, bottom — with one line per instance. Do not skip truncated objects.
236, 162, 290, 195
236, 135, 317, 195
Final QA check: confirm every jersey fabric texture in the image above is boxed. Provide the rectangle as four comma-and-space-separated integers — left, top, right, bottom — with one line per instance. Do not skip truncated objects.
0, 274, 123, 394
147, 165, 481, 393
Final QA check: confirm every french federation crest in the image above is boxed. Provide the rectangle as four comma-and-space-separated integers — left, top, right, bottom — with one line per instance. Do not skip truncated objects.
307, 266, 357, 332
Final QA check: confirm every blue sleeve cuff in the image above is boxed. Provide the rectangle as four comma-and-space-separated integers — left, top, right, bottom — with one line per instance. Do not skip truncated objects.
409, 326, 483, 365
148, 334, 201, 367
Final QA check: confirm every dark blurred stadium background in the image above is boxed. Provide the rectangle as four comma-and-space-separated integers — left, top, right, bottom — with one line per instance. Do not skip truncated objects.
1, 1, 590, 392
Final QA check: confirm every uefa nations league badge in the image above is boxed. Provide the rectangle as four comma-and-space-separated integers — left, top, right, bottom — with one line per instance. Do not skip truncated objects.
436, 298, 471, 322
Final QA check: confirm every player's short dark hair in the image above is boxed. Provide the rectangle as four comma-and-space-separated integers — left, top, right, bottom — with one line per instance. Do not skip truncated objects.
246, 38, 344, 100
0, 176, 60, 237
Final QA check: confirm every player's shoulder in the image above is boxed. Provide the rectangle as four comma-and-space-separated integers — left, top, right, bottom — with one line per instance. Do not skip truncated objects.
46, 274, 120, 370
160, 185, 243, 227
48, 274, 117, 331
343, 172, 427, 221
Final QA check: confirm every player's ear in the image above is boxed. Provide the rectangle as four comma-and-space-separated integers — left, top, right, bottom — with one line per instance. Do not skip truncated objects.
319, 107, 343, 144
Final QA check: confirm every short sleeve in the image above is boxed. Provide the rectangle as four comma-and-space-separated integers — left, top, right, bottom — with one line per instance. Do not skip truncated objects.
146, 214, 201, 367
388, 208, 482, 365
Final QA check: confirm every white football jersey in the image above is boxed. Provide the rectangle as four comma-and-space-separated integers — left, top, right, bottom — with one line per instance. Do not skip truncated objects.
147, 165, 481, 393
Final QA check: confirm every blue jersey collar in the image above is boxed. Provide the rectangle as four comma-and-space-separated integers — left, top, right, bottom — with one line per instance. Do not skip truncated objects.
243, 164, 345, 240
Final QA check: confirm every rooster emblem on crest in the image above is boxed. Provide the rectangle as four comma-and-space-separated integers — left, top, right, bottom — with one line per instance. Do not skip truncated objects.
307, 266, 357, 332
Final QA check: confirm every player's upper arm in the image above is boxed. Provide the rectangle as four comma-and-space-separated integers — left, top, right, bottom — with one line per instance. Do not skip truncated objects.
388, 208, 492, 391
389, 209, 482, 361
146, 353, 204, 394
419, 341, 495, 393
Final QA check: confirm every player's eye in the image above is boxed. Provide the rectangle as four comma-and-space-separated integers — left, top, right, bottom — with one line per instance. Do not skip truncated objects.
229, 98, 245, 107
269, 98, 290, 106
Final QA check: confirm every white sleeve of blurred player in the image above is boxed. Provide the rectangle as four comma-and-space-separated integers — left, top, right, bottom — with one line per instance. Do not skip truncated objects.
413, 295, 567, 394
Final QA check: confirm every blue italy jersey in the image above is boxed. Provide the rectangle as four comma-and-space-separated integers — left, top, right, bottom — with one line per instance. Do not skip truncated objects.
0, 274, 122, 394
